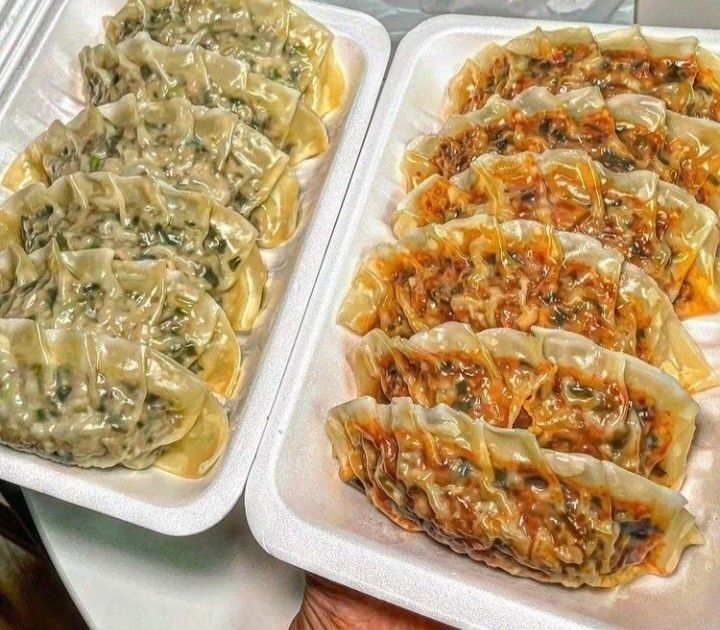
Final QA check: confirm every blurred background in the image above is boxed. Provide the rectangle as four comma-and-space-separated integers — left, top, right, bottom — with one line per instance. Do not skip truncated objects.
317, 0, 634, 47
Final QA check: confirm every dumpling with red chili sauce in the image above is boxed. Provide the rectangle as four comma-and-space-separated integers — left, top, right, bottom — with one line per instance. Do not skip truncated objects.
448, 26, 720, 121
326, 396, 702, 587
349, 323, 699, 488
338, 214, 715, 392
392, 150, 720, 318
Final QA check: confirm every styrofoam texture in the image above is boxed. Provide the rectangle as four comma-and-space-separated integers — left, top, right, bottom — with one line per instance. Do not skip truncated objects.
0, 2, 59, 95
0, 0, 390, 535
246, 15, 720, 629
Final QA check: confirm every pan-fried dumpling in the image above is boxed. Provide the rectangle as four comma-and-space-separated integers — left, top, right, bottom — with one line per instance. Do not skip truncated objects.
448, 26, 719, 120
393, 151, 720, 317
327, 396, 702, 587
0, 318, 228, 477
338, 216, 714, 391
0, 242, 241, 397
0, 172, 266, 332
404, 86, 636, 189
104, 0, 345, 116
79, 33, 328, 163
2, 95, 299, 248
349, 324, 698, 488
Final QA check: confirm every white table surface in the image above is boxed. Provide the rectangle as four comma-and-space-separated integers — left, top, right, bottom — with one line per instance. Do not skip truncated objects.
26, 491, 305, 629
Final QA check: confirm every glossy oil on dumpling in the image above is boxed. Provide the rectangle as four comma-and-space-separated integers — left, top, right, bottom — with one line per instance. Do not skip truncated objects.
104, 0, 345, 116
79, 33, 328, 163
608, 92, 720, 214
447, 25, 720, 121
405, 85, 720, 218
349, 324, 698, 488
0, 172, 266, 332
0, 242, 241, 397
2, 95, 299, 247
404, 86, 636, 189
393, 150, 720, 318
327, 396, 702, 587
338, 215, 714, 392
0, 318, 228, 477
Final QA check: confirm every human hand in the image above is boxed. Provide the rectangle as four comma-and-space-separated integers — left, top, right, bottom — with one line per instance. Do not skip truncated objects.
290, 573, 448, 630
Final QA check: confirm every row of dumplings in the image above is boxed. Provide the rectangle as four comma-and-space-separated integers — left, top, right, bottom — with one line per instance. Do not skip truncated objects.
328, 26, 720, 587
0, 0, 343, 477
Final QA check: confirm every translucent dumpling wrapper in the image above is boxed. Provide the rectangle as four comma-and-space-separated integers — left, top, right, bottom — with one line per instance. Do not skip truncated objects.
0, 318, 228, 477
0, 172, 266, 332
153, 399, 229, 478
607, 93, 720, 216
104, 0, 345, 117
2, 94, 299, 248
79, 32, 328, 164
407, 83, 720, 217
326, 396, 702, 587
403, 86, 637, 190
692, 47, 720, 121
349, 324, 699, 488
0, 242, 241, 397
338, 215, 715, 392
447, 26, 720, 122
392, 150, 720, 318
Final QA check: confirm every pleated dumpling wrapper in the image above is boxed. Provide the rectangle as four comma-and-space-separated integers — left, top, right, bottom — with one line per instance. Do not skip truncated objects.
447, 25, 720, 121
104, 0, 345, 116
338, 215, 715, 392
2, 94, 300, 247
0, 242, 241, 397
0, 172, 266, 332
405, 85, 720, 218
607, 92, 720, 215
326, 396, 702, 587
0, 318, 228, 478
349, 324, 699, 489
80, 32, 328, 164
404, 86, 636, 189
393, 150, 720, 318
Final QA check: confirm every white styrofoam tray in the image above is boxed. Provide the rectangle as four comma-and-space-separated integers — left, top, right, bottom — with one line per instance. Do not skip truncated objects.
245, 15, 720, 628
0, 0, 390, 535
